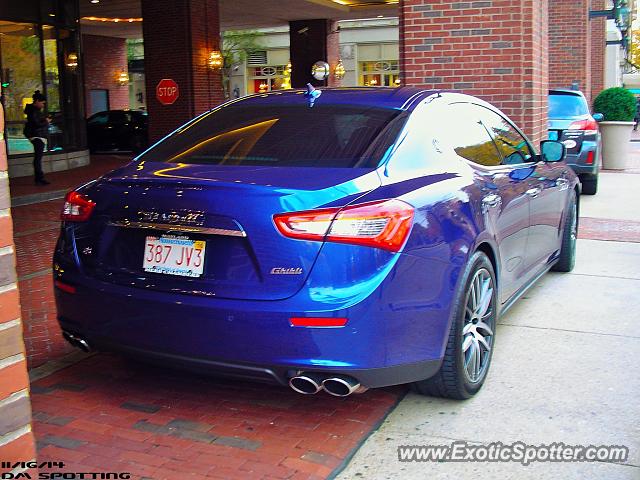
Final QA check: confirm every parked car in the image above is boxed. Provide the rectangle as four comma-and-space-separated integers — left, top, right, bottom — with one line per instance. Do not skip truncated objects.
87, 109, 148, 153
548, 89, 602, 195
55, 88, 577, 399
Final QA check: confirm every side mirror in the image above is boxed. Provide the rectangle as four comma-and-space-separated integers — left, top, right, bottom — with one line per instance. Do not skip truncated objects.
593, 113, 604, 122
540, 140, 566, 162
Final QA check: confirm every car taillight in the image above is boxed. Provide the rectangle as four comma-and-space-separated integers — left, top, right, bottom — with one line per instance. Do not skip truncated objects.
568, 118, 598, 135
586, 151, 594, 165
273, 199, 414, 252
61, 191, 96, 222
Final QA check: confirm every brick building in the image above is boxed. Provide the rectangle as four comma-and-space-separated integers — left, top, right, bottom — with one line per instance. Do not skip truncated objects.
0, 0, 633, 465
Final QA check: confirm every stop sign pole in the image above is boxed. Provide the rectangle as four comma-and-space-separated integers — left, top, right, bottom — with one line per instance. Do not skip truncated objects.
156, 79, 179, 106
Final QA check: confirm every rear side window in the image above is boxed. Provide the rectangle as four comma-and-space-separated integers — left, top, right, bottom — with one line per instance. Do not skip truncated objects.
139, 104, 402, 168
436, 103, 502, 167
549, 93, 589, 118
88, 112, 108, 126
475, 106, 533, 164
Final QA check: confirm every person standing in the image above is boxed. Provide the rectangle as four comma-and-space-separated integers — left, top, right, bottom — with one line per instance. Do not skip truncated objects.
23, 90, 50, 185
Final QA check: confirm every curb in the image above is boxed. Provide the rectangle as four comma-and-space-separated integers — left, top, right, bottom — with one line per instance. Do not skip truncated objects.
11, 190, 67, 207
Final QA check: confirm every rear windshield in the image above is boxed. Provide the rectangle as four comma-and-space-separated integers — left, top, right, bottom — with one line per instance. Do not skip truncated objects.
549, 93, 589, 118
138, 104, 403, 168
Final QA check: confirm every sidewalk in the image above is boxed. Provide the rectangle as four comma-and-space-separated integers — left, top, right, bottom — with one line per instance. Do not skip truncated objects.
337, 168, 640, 478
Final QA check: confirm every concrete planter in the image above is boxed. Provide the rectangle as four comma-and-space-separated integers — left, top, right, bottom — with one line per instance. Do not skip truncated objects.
599, 121, 634, 170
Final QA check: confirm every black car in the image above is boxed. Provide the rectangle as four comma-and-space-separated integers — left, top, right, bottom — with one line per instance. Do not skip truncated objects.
87, 110, 148, 153
548, 89, 603, 195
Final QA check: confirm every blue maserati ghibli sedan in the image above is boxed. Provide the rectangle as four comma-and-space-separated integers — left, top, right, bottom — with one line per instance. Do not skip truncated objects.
54, 87, 578, 399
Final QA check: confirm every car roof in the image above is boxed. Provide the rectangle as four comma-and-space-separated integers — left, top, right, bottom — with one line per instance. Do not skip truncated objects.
221, 87, 439, 112
549, 88, 585, 96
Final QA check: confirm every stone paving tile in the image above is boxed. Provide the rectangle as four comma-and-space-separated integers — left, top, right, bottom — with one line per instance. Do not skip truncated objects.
31, 353, 403, 479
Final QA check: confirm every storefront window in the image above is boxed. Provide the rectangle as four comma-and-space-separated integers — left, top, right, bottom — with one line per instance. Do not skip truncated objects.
359, 60, 400, 87
1, 17, 82, 156
0, 21, 42, 155
248, 65, 291, 94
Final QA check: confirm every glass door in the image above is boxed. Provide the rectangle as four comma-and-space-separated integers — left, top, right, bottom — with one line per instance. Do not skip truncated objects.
0, 21, 43, 155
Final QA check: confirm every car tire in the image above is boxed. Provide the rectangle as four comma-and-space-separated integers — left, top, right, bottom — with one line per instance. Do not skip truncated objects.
412, 251, 497, 399
552, 190, 578, 273
580, 173, 598, 195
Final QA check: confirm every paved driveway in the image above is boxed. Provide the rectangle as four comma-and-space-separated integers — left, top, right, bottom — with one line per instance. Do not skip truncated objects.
336, 170, 640, 479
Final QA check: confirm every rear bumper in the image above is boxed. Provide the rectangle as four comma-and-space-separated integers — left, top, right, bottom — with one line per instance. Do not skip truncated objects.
54, 248, 455, 389
564, 141, 599, 176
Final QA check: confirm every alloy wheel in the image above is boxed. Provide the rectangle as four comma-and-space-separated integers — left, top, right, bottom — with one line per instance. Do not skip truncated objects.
462, 268, 495, 383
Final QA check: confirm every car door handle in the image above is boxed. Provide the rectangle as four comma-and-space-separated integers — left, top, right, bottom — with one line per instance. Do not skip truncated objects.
482, 193, 502, 213
526, 186, 542, 198
556, 177, 569, 190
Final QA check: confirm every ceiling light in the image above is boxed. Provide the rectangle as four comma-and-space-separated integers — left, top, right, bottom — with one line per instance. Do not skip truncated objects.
91, 0, 100, 3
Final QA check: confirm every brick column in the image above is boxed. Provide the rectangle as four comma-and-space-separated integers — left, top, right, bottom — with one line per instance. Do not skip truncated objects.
82, 35, 129, 116
327, 20, 342, 88
0, 103, 36, 468
590, 0, 606, 101
400, 0, 549, 145
141, 0, 224, 142
549, 0, 591, 100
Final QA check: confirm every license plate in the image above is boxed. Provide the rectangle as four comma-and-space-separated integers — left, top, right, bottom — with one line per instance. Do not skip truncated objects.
143, 235, 206, 277
548, 130, 559, 141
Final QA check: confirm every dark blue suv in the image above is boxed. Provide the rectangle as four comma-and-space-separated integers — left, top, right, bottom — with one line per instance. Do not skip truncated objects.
548, 89, 603, 195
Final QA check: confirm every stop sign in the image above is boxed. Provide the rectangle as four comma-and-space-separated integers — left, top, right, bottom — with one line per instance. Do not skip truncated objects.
156, 78, 179, 106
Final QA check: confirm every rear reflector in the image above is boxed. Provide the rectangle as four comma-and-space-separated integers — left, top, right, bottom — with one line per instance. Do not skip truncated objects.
54, 280, 76, 294
586, 151, 594, 165
290, 317, 348, 327
61, 191, 96, 222
273, 199, 414, 252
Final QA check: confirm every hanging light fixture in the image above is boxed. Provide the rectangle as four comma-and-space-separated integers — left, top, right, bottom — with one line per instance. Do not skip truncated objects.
334, 59, 346, 80
208, 50, 223, 70
116, 70, 129, 86
66, 53, 78, 70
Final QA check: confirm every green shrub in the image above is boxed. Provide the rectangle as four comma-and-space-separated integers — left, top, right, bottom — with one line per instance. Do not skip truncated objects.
593, 87, 637, 121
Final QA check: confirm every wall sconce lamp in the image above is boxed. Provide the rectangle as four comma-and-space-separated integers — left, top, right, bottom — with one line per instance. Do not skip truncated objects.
66, 53, 78, 70
208, 50, 223, 70
116, 70, 129, 86
334, 59, 346, 80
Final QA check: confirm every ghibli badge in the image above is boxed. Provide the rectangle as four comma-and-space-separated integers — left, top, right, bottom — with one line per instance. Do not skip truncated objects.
270, 267, 303, 275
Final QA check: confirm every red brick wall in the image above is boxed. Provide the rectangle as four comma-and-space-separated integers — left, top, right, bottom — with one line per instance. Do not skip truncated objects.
590, 0, 606, 102
82, 34, 130, 116
399, 0, 549, 146
141, 0, 224, 142
0, 99, 36, 469
327, 20, 342, 88
549, 0, 591, 100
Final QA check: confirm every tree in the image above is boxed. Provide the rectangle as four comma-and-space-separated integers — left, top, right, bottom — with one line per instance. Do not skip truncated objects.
221, 30, 265, 98
630, 30, 640, 69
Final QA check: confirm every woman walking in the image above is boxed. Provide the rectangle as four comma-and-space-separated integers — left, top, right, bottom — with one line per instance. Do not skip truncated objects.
23, 90, 50, 185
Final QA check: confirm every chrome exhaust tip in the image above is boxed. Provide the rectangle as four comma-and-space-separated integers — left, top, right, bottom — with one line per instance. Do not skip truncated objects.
289, 373, 324, 395
322, 375, 368, 397
62, 331, 91, 353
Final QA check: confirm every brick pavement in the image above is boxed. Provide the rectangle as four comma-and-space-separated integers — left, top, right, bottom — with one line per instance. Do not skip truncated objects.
31, 354, 402, 480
